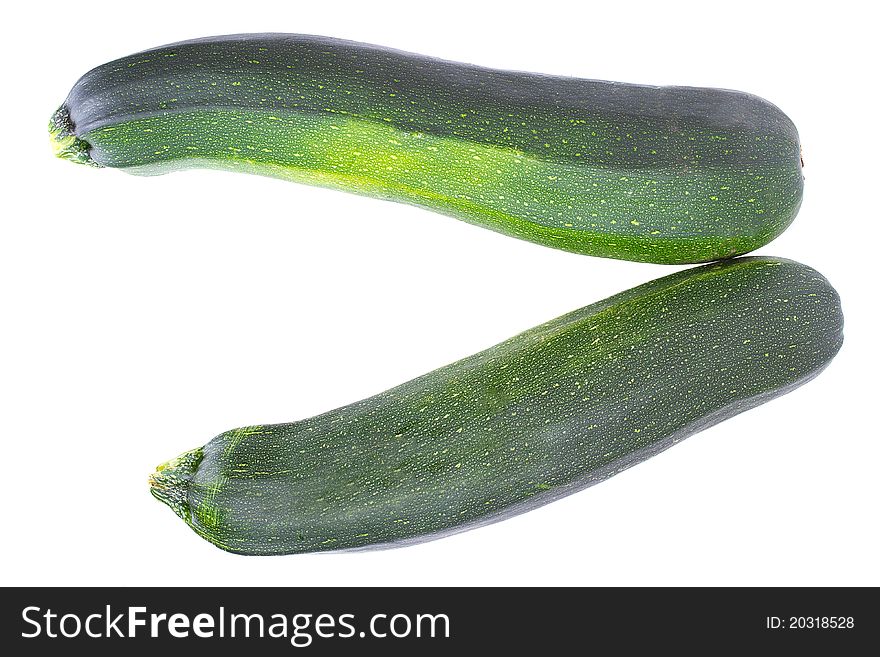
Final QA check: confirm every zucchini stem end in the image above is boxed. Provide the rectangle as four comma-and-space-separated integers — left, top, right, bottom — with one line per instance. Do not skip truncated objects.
49, 105, 100, 167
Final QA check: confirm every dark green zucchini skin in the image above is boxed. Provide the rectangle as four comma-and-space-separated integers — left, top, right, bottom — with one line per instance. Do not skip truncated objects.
52, 34, 802, 264
150, 257, 842, 555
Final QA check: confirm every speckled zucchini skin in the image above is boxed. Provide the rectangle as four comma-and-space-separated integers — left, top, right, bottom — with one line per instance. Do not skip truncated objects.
150, 257, 842, 555
52, 34, 802, 264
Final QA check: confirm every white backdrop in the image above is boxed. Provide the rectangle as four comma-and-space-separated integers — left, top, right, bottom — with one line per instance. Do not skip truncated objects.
1, 0, 876, 586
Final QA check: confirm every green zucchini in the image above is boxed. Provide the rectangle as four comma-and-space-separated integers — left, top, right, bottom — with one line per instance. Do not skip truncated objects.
51, 34, 802, 264
150, 257, 842, 554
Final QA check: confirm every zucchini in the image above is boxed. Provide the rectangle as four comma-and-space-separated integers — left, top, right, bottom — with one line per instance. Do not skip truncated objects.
51, 34, 802, 264
150, 257, 842, 554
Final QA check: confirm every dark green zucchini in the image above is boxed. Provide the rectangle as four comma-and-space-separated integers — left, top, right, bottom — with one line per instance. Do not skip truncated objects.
51, 34, 802, 264
150, 257, 842, 554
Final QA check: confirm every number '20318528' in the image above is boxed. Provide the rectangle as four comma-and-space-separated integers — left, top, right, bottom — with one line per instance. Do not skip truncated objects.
766, 616, 854, 629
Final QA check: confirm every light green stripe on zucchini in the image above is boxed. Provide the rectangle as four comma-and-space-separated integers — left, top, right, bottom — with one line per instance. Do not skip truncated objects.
81, 110, 788, 262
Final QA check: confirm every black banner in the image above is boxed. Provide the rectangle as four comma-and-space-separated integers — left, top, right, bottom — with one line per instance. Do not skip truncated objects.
1, 587, 874, 654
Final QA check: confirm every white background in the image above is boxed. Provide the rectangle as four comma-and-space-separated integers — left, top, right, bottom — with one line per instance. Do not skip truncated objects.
1, 1, 877, 586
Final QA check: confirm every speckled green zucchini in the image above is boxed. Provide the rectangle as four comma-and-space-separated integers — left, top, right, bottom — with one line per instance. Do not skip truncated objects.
51, 34, 802, 264
150, 257, 842, 555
